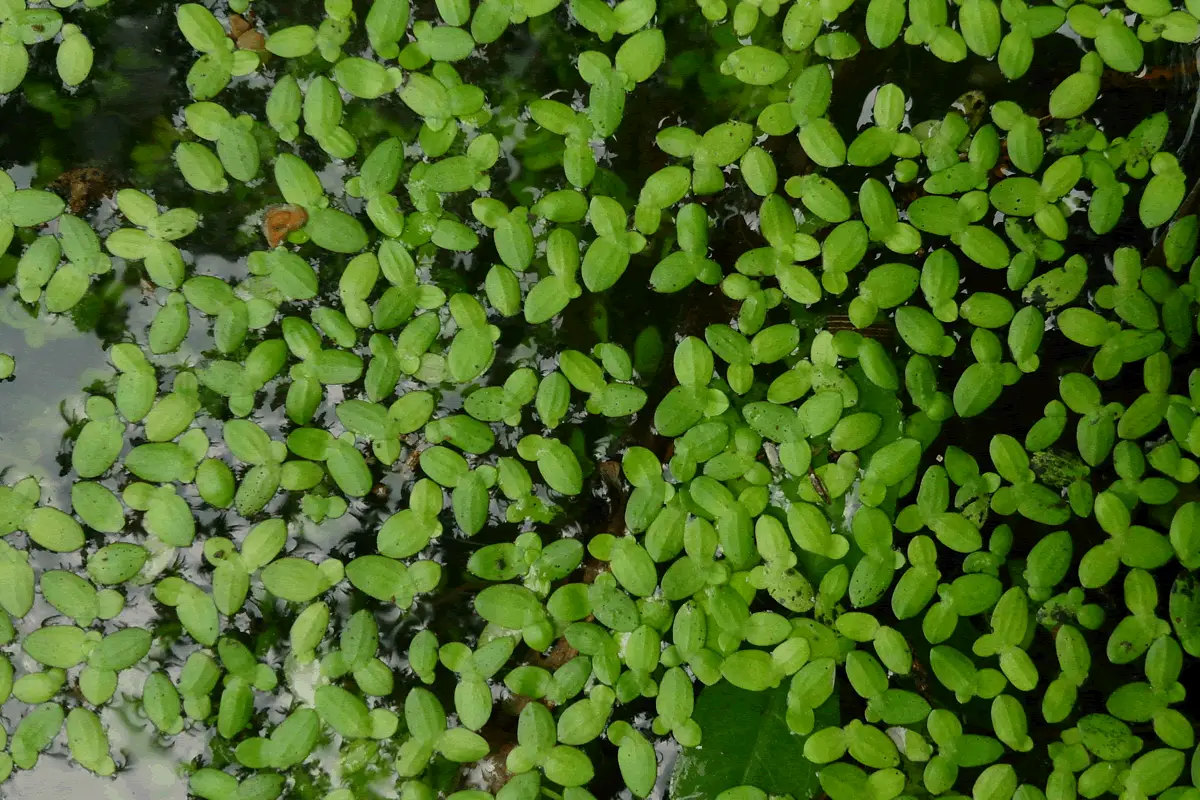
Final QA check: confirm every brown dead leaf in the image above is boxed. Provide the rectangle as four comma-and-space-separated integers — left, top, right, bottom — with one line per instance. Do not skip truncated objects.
237, 30, 266, 51
262, 204, 308, 248
229, 13, 251, 39
49, 167, 113, 214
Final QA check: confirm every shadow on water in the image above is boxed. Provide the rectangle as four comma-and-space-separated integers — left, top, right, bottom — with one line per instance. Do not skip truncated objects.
2, 0, 1200, 797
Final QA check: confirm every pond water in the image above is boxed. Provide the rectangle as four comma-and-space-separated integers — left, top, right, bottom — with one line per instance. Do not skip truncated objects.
3, 0, 1200, 798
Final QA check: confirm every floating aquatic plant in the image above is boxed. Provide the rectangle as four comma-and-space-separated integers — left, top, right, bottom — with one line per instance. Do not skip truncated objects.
2, 0, 1200, 797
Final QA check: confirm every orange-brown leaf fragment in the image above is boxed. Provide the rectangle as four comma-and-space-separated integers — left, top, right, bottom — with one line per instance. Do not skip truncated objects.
229, 13, 252, 39
237, 30, 266, 51
262, 204, 307, 248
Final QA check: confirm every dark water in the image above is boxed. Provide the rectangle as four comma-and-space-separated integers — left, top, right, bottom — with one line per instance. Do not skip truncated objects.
2, 1, 1200, 798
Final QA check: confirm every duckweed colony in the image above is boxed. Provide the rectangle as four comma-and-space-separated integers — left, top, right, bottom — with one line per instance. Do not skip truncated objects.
3, 0, 1200, 798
